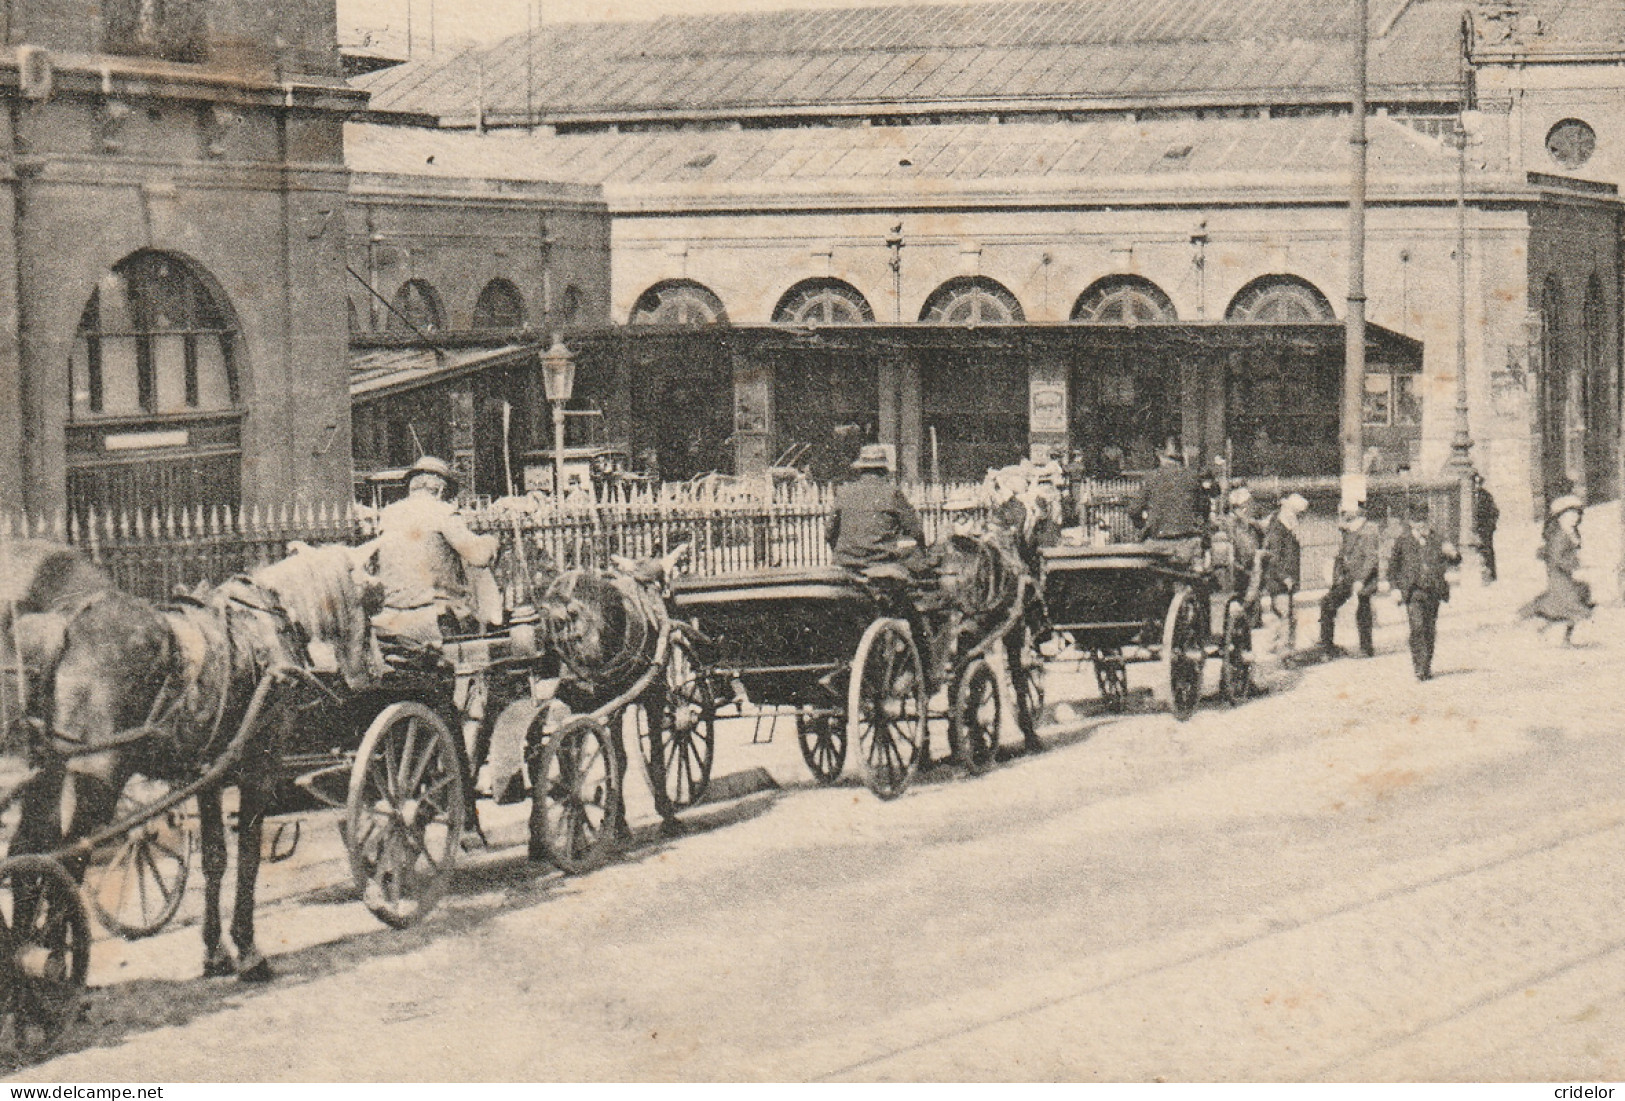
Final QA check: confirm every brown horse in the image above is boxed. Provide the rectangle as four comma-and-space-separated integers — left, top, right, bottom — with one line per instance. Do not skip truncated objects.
8, 542, 379, 982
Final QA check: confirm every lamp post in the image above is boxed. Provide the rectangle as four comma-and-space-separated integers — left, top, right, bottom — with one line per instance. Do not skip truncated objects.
1447, 13, 1480, 577
540, 333, 576, 498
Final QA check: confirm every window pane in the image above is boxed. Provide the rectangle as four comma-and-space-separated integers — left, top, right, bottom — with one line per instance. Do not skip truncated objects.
194, 336, 233, 410
153, 333, 189, 412
1393, 375, 1422, 426
1362, 373, 1391, 426
100, 337, 141, 415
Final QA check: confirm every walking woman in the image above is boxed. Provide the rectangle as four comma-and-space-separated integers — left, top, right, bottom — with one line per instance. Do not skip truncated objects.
1519, 495, 1593, 645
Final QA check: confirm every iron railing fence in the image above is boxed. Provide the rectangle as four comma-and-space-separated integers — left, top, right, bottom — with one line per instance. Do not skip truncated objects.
1, 473, 1462, 602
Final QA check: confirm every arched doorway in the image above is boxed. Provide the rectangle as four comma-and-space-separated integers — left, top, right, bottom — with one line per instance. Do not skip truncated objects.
1070, 276, 1181, 474
1537, 275, 1572, 501
67, 250, 243, 517
918, 278, 1027, 478
1582, 274, 1614, 499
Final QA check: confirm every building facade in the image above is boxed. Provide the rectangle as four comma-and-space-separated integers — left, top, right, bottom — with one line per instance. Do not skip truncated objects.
1, 0, 365, 517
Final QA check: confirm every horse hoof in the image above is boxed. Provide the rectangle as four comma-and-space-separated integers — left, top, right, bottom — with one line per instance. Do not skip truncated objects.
237, 955, 274, 984
203, 954, 237, 979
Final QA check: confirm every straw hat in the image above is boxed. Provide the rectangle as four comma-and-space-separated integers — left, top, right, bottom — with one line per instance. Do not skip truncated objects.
407, 455, 459, 494
1228, 486, 1252, 508
1549, 494, 1585, 518
1281, 493, 1309, 515
851, 443, 894, 472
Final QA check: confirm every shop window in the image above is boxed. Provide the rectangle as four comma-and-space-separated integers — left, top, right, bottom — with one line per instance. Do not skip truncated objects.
473, 279, 525, 330
773, 279, 875, 324
918, 277, 1024, 324
388, 279, 443, 333
1071, 276, 1177, 323
630, 280, 728, 325
1362, 373, 1421, 426
70, 251, 238, 419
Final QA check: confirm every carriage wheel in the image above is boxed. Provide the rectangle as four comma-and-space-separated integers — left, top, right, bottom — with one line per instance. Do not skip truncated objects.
345, 701, 466, 930
849, 619, 927, 800
796, 714, 846, 784
84, 776, 196, 940
949, 658, 999, 776
528, 715, 621, 875
1093, 651, 1129, 713
1159, 588, 1206, 721
1219, 600, 1254, 707
0, 855, 91, 1064
631, 634, 717, 818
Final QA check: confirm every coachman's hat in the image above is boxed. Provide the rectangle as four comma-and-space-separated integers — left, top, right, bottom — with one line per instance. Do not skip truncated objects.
1549, 494, 1585, 518
852, 443, 895, 472
407, 455, 460, 493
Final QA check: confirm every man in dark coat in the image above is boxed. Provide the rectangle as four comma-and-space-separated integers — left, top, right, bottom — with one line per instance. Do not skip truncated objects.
1132, 442, 1206, 566
826, 444, 925, 571
1472, 472, 1499, 583
1259, 492, 1308, 653
1388, 510, 1459, 680
1318, 499, 1381, 658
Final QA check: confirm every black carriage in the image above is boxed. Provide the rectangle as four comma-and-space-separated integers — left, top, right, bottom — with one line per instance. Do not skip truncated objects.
1038, 543, 1254, 720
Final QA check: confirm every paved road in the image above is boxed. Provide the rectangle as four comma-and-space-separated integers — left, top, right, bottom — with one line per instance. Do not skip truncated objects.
9, 586, 1625, 1081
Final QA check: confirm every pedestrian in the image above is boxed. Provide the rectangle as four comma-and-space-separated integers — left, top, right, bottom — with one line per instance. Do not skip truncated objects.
1260, 493, 1308, 653
1214, 485, 1263, 609
1318, 496, 1381, 658
1518, 495, 1593, 646
1388, 508, 1459, 680
1132, 440, 1206, 567
1472, 472, 1499, 583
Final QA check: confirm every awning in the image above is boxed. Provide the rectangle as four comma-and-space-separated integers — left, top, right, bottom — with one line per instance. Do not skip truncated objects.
564, 322, 1423, 367
350, 342, 540, 404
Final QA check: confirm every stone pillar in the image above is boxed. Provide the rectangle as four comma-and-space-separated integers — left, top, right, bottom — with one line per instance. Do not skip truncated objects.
899, 356, 922, 481
732, 349, 773, 478
1028, 355, 1069, 459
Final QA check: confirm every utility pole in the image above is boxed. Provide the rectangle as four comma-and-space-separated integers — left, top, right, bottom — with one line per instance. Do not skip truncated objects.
1341, 0, 1369, 481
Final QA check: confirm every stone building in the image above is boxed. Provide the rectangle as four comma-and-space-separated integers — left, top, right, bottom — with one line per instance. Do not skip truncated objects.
0, 0, 364, 517
352, 0, 1625, 519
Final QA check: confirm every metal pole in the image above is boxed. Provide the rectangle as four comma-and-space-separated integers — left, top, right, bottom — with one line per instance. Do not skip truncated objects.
1447, 12, 1480, 573
1342, 0, 1369, 477
553, 398, 566, 498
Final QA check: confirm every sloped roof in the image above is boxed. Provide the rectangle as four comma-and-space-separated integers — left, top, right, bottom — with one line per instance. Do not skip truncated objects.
346, 112, 1484, 210
355, 0, 1476, 125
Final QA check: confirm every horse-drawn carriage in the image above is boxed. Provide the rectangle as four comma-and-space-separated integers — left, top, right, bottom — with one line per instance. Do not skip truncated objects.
1037, 542, 1254, 720
0, 534, 684, 1063
659, 527, 1041, 801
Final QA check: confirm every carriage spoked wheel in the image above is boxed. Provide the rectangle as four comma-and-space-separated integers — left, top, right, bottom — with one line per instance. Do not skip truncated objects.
1219, 600, 1254, 708
345, 701, 467, 930
630, 633, 717, 819
948, 657, 999, 776
0, 855, 91, 1065
795, 713, 846, 785
849, 618, 927, 800
1092, 651, 1129, 713
84, 776, 196, 940
1158, 587, 1207, 722
528, 715, 622, 875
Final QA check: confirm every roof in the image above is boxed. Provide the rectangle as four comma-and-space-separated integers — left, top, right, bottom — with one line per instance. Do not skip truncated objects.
346, 113, 1485, 210
354, 0, 1482, 125
350, 342, 539, 403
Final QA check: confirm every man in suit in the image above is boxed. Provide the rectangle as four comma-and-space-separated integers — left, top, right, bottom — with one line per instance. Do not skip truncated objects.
1472, 472, 1499, 584
1318, 497, 1381, 658
1260, 492, 1308, 653
826, 444, 925, 571
1132, 441, 1206, 567
1388, 509, 1459, 680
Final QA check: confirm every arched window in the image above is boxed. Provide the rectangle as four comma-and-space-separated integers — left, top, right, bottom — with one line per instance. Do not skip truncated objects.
1071, 276, 1177, 323
918, 277, 1024, 324
773, 279, 875, 324
473, 278, 526, 330
388, 278, 443, 333
1225, 276, 1335, 322
70, 250, 239, 419
629, 280, 728, 325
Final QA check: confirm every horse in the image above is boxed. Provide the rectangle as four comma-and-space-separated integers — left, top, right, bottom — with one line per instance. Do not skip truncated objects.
7, 541, 381, 982
933, 526, 1041, 751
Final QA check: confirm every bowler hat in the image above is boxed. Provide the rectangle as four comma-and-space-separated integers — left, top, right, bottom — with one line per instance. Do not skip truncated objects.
407, 455, 460, 493
851, 443, 895, 472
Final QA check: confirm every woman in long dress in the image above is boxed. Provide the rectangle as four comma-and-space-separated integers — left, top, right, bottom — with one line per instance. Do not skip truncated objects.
1519, 494, 1593, 645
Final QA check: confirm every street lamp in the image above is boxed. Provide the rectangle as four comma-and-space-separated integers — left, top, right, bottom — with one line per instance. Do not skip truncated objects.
540, 333, 576, 498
